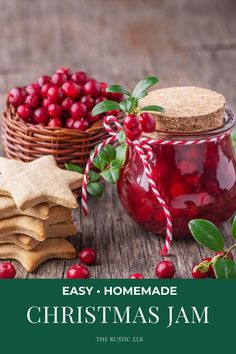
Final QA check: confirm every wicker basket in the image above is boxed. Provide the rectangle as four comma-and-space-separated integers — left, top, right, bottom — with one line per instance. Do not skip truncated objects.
1, 104, 112, 168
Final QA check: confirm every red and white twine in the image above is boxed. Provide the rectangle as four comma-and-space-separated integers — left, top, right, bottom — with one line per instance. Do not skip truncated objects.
81, 115, 231, 256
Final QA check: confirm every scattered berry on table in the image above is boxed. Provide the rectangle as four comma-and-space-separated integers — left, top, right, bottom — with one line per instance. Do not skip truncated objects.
0, 262, 16, 279
155, 260, 176, 278
129, 273, 144, 279
66, 264, 90, 279
79, 248, 96, 265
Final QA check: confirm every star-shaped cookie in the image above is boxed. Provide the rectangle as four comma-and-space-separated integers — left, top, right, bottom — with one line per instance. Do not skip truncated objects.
0, 155, 83, 210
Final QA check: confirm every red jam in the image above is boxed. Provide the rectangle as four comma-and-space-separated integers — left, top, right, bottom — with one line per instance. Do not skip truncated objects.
117, 109, 236, 237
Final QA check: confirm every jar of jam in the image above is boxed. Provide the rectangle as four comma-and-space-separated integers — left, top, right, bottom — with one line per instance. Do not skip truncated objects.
117, 87, 236, 237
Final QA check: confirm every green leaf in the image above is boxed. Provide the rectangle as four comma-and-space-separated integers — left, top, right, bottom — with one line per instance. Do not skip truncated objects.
117, 129, 126, 144
65, 163, 83, 174
106, 84, 131, 97
188, 219, 224, 252
214, 257, 236, 279
115, 144, 127, 165
139, 105, 165, 113
99, 144, 116, 163
231, 215, 236, 239
136, 92, 148, 100
132, 76, 159, 99
88, 170, 100, 182
93, 154, 107, 171
101, 168, 120, 184
119, 97, 136, 112
92, 100, 120, 116
87, 182, 104, 198
110, 160, 123, 169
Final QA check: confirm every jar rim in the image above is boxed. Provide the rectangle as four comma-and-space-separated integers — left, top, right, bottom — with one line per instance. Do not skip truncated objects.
143, 107, 235, 140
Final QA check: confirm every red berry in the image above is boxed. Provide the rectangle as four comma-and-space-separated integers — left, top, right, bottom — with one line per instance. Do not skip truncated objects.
48, 118, 62, 128
155, 260, 175, 279
42, 98, 51, 109
38, 75, 51, 87
17, 104, 32, 121
41, 83, 52, 97
95, 97, 107, 105
62, 97, 74, 111
106, 109, 120, 116
34, 107, 49, 124
108, 91, 123, 102
51, 72, 67, 86
192, 265, 208, 279
124, 114, 140, 130
71, 71, 89, 84
47, 85, 63, 103
202, 257, 215, 278
83, 79, 100, 97
66, 264, 90, 279
79, 248, 96, 265
73, 119, 89, 131
80, 95, 94, 110
25, 94, 39, 108
100, 82, 108, 97
48, 103, 62, 118
124, 123, 142, 141
26, 84, 41, 97
215, 251, 234, 260
70, 102, 87, 120
56, 66, 72, 77
65, 117, 75, 129
140, 112, 156, 133
62, 81, 80, 99
0, 262, 16, 279
87, 113, 101, 125
129, 273, 144, 279
8, 87, 25, 107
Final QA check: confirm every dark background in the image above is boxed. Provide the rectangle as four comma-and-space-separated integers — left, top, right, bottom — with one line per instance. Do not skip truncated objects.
0, 0, 235, 278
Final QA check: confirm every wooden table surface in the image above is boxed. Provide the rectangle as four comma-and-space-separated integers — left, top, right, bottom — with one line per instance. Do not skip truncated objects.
0, 0, 236, 278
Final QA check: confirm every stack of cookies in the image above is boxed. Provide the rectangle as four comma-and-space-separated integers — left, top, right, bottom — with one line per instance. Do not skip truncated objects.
0, 155, 83, 272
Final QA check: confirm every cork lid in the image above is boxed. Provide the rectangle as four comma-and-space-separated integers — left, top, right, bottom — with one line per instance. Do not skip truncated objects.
139, 86, 226, 133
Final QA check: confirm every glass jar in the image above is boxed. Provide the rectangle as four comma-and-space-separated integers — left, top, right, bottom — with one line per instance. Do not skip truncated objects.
117, 109, 236, 237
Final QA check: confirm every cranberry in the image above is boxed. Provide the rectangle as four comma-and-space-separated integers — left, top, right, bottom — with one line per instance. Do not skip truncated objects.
129, 273, 144, 279
124, 114, 140, 130
48, 103, 62, 118
124, 123, 142, 141
155, 260, 176, 279
73, 119, 89, 131
38, 75, 51, 87
66, 264, 90, 279
41, 83, 52, 97
26, 84, 41, 97
42, 98, 51, 109
47, 85, 63, 103
192, 265, 208, 279
0, 262, 16, 279
79, 248, 96, 265
87, 114, 101, 125
140, 112, 156, 133
70, 102, 87, 120
202, 257, 215, 278
62, 81, 80, 99
71, 71, 89, 84
100, 82, 108, 97
34, 107, 49, 124
65, 117, 75, 129
56, 66, 72, 77
106, 109, 120, 116
62, 97, 74, 111
95, 97, 107, 105
17, 104, 32, 121
108, 91, 123, 102
215, 251, 234, 260
83, 79, 100, 97
48, 118, 62, 128
8, 87, 25, 107
25, 94, 39, 109
51, 72, 67, 86
80, 95, 94, 110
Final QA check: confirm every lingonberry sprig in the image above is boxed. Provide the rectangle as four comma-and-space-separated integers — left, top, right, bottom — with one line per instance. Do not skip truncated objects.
92, 76, 165, 141
189, 217, 236, 279
66, 76, 164, 197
